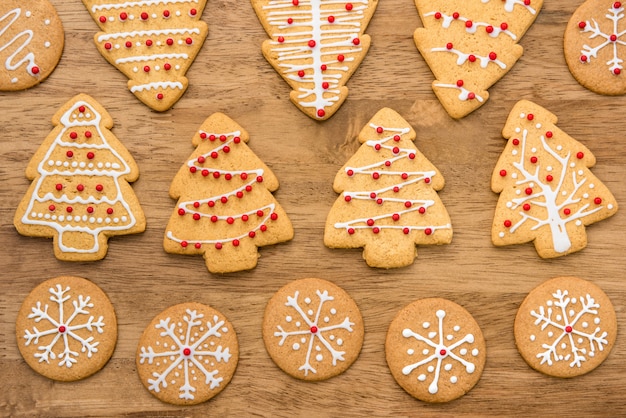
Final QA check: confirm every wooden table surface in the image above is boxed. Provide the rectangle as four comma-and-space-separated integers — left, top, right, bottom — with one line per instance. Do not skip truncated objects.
1, 0, 625, 416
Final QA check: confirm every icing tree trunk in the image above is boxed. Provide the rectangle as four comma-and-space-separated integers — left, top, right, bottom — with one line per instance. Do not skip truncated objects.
491, 100, 618, 258
14, 94, 146, 261
324, 108, 452, 268
414, 0, 543, 118
163, 112, 294, 273
252, 0, 378, 120
82, 0, 209, 111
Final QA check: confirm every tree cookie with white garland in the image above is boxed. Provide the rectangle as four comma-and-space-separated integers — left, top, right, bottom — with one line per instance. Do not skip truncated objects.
564, 0, 626, 95
385, 298, 486, 403
163, 112, 294, 274
81, 0, 208, 111
16, 276, 117, 381
0, 0, 64, 91
491, 100, 618, 258
14, 94, 146, 261
324, 107, 452, 268
262, 278, 364, 381
136, 302, 238, 405
251, 0, 378, 120
414, 0, 543, 118
514, 276, 617, 378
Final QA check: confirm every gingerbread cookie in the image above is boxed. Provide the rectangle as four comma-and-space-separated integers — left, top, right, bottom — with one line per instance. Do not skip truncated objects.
414, 0, 543, 118
136, 302, 238, 405
492, 100, 618, 258
81, 0, 209, 111
14, 94, 146, 261
163, 112, 294, 274
564, 0, 626, 95
324, 108, 452, 268
262, 278, 364, 381
16, 276, 117, 381
251, 0, 378, 120
386, 298, 486, 403
0, 0, 64, 91
514, 277, 617, 378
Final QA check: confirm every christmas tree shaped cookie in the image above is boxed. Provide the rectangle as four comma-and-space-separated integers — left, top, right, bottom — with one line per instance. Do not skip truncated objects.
414, 0, 543, 118
251, 0, 378, 120
324, 108, 452, 268
14, 94, 146, 261
564, 0, 626, 95
82, 0, 208, 111
163, 113, 294, 273
492, 100, 618, 258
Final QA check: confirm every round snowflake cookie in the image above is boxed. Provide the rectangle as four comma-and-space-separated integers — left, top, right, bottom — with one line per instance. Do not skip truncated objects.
16, 276, 117, 381
0, 0, 64, 91
514, 276, 617, 378
136, 302, 239, 405
385, 298, 486, 403
564, 0, 626, 95
262, 278, 364, 381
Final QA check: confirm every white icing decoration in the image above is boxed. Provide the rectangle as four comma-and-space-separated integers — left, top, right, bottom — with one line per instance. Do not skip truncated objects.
431, 46, 506, 69
274, 289, 355, 376
130, 80, 184, 92
138, 309, 232, 400
424, 11, 517, 40
402, 309, 477, 395
579, 4, 626, 74
91, 1, 198, 13
115, 53, 189, 65
433, 83, 484, 102
23, 284, 106, 367
530, 289, 609, 368
0, 8, 39, 78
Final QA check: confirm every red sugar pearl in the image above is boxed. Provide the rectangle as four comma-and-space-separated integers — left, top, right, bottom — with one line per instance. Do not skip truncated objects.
352, 38, 360, 45
59, 325, 66, 333
322, 82, 329, 89
201, 169, 209, 176
580, 55, 588, 62
376, 126, 384, 133
144, 66, 150, 72
163, 10, 170, 18
257, 210, 265, 217
190, 8, 197, 16
87, 152, 95, 159
278, 36, 285, 43
565, 325, 573, 333
486, 25, 494, 34
120, 12, 128, 20
213, 171, 221, 179
146, 39, 153, 47
287, 17, 293, 24
440, 349, 447, 356
346, 3, 353, 11
611, 34, 618, 42
393, 147, 400, 154
446, 42, 454, 50
271, 213, 278, 221
76, 184, 84, 192
578, 21, 586, 29
157, 93, 164, 100
614, 68, 622, 75
504, 220, 512, 228
242, 215, 249, 222
467, 92, 476, 100
546, 131, 553, 138
452, 12, 460, 19
257, 175, 264, 183
564, 208, 571, 215
524, 0, 531, 5
348, 228, 355, 235
125, 41, 132, 48
107, 208, 114, 215
615, 2, 622, 9
525, 187, 533, 195
489, 52, 497, 60
96, 184, 103, 192
577, 152, 584, 159
221, 196, 228, 204
527, 113, 534, 121
403, 228, 410, 235
66, 150, 74, 158
85, 131, 92, 138
344, 195, 352, 202
166, 38, 174, 46
87, 207, 94, 214
298, 70, 305, 77
366, 219, 374, 226
308, 39, 316, 48
236, 191, 243, 198
419, 207, 426, 214
226, 217, 235, 224
434, 12, 442, 19
248, 231, 256, 238
195, 243, 202, 249
392, 213, 400, 221
523, 203, 531, 211
210, 215, 218, 222
372, 227, 380, 234
500, 169, 507, 177
321, 64, 327, 71
317, 109, 326, 118
530, 156, 538, 164
465, 20, 473, 28
104, 42, 112, 50
346, 169, 354, 176
49, 205, 55, 211
181, 241, 188, 248
372, 172, 380, 180
185, 37, 193, 45
99, 16, 107, 23
164, 63, 172, 71
394, 135, 401, 141
501, 22, 508, 30
215, 243, 222, 250
424, 177, 431, 184
594, 197, 603, 204
456, 79, 464, 87
292, 0, 299, 5
178, 208, 186, 216
376, 198, 383, 205
468, 54, 477, 62
424, 228, 433, 236
337, 54, 345, 62
374, 144, 381, 151
328, 16, 335, 23
141, 12, 149, 20
56, 183, 63, 191
66, 206, 73, 213
546, 175, 554, 182
370, 192, 377, 199
232, 239, 240, 247
404, 201, 412, 208
192, 213, 201, 221
512, 138, 520, 146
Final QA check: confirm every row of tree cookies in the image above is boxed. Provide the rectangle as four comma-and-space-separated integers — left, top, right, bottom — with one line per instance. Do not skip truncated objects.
13, 95, 618, 273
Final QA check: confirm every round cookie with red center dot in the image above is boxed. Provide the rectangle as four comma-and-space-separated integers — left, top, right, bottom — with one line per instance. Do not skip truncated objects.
385, 298, 486, 403
16, 276, 117, 381
0, 0, 64, 91
136, 302, 239, 405
564, 0, 626, 95
262, 278, 364, 381
514, 276, 617, 378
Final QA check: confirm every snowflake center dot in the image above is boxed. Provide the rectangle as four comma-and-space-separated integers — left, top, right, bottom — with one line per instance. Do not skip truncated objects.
439, 348, 447, 356
565, 325, 573, 333
310, 326, 318, 333
58, 325, 66, 333
183, 347, 192, 356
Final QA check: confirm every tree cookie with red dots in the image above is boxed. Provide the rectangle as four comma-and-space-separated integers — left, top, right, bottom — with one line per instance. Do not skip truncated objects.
385, 298, 486, 403
262, 278, 364, 381
16, 276, 118, 381
163, 112, 294, 274
324, 107, 452, 268
81, 0, 208, 111
14, 94, 146, 261
491, 100, 618, 258
414, 0, 543, 118
564, 0, 626, 95
136, 302, 239, 405
251, 0, 378, 120
514, 277, 617, 378
0, 0, 64, 91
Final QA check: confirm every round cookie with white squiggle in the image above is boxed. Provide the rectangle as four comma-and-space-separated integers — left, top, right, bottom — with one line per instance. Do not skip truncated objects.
514, 276, 617, 378
0, 0, 64, 91
263, 278, 364, 381
386, 298, 486, 403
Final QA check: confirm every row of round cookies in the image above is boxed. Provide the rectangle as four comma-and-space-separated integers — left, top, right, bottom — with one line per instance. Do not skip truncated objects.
16, 275, 617, 405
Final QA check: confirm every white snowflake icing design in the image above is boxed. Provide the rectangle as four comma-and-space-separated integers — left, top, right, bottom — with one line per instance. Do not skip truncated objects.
401, 309, 478, 395
23, 284, 105, 367
274, 289, 354, 376
579, 2, 626, 74
529, 289, 609, 368
138, 309, 232, 401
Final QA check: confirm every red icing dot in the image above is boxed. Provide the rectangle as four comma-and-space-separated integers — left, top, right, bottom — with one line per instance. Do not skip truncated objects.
366, 219, 374, 226
372, 227, 380, 234
403, 228, 410, 235
370, 192, 377, 199
465, 20, 473, 28
546, 175, 554, 182
166, 38, 174, 46
185, 37, 193, 45
577, 152, 584, 159
66, 150, 74, 158
85, 131, 92, 138
87, 152, 95, 159
424, 178, 431, 184
374, 144, 381, 151
456, 79, 464, 87
178, 208, 186, 216
107, 208, 114, 215
344, 195, 351, 202
146, 39, 153, 47
404, 201, 412, 208
191, 213, 200, 221
500, 22, 508, 31
499, 169, 507, 177
486, 25, 494, 34
287, 17, 293, 24
76, 184, 84, 192
156, 93, 164, 100
424, 228, 433, 235
337, 54, 345, 62
348, 228, 355, 235
523, 203, 531, 211
195, 243, 202, 249
580, 55, 588, 62
452, 12, 460, 19
104, 42, 112, 50
125, 41, 132, 48
503, 220, 512, 228
278, 36, 285, 43
446, 42, 453, 50
143, 65, 150, 72
527, 113, 534, 121
66, 206, 73, 213
564, 208, 571, 215
297, 70, 305, 77
310, 326, 318, 333
213, 171, 221, 179
164, 63, 172, 70
524, 0, 531, 5
201, 169, 209, 177
257, 175, 264, 183
376, 198, 383, 205
394, 135, 401, 142
565, 325, 573, 333
489, 51, 497, 60
99, 16, 107, 23
546, 131, 553, 138
257, 210, 265, 217
578, 21, 586, 29
611, 34, 618, 42
96, 184, 103, 192
345, 3, 353, 11
614, 68, 622, 75
409, 153, 416, 159
190, 8, 197, 16
193, 202, 200, 208
467, 92, 476, 100
58, 326, 66, 333
292, 0, 299, 5
232, 239, 240, 247
530, 156, 538, 164
308, 39, 316, 48
49, 205, 55, 211
392, 213, 400, 221
317, 109, 326, 118
615, 2, 622, 9
434, 12, 442, 19
79, 105, 86, 113
221, 196, 228, 204
271, 213, 278, 221
56, 183, 63, 191
512, 138, 520, 146
141, 12, 149, 20
594, 197, 603, 205
181, 241, 188, 248
439, 349, 447, 356
236, 191, 243, 199
352, 37, 360, 45
419, 207, 426, 214
468, 54, 477, 62
346, 169, 354, 176
322, 82, 329, 89
393, 147, 400, 154
120, 12, 128, 20
321, 64, 327, 71
328, 16, 335, 23
248, 231, 256, 238
376, 126, 384, 133
525, 187, 533, 195
210, 215, 218, 222
163, 10, 170, 17
226, 217, 234, 224
87, 207, 94, 214
215, 243, 222, 250
70, 132, 78, 140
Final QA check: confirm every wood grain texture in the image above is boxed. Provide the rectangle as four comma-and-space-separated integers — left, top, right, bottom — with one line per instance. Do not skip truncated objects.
1, 1, 625, 416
